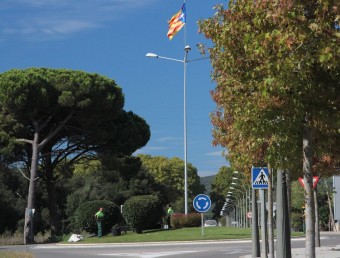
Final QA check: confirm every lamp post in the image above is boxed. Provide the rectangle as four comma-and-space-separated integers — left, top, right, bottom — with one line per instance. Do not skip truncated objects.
232, 180, 252, 227
232, 171, 252, 227
146, 46, 208, 215
230, 186, 246, 227
222, 196, 236, 226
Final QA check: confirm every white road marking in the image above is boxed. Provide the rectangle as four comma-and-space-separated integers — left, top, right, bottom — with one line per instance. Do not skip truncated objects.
224, 249, 249, 254
98, 250, 200, 257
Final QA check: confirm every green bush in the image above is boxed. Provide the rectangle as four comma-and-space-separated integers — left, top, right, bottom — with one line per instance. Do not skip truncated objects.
72, 200, 121, 235
171, 213, 201, 229
122, 195, 162, 233
291, 212, 303, 232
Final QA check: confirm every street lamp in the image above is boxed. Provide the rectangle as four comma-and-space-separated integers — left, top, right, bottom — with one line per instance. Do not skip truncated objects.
232, 172, 252, 227
230, 186, 247, 227
146, 45, 206, 215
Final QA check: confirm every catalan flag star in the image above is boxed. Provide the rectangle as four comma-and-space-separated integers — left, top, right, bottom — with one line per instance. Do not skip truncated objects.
167, 3, 186, 40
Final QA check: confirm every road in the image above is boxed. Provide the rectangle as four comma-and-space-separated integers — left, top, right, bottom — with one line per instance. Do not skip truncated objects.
1, 232, 340, 258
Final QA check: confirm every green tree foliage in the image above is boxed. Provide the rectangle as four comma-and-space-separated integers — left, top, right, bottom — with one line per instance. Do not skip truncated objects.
291, 177, 333, 231
0, 166, 26, 234
72, 200, 121, 235
0, 68, 150, 242
199, 1, 339, 256
291, 180, 305, 212
0, 165, 54, 235
199, 1, 339, 169
65, 156, 165, 223
138, 155, 205, 213
313, 177, 335, 230
122, 195, 163, 234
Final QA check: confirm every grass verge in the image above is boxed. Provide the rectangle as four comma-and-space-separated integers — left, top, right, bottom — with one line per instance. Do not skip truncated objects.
0, 252, 34, 258
64, 227, 305, 244
66, 227, 252, 244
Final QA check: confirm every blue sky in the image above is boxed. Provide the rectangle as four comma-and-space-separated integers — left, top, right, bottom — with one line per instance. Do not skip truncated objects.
0, 0, 229, 177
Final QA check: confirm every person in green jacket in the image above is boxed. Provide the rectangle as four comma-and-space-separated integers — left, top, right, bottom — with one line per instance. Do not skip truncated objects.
94, 207, 104, 237
166, 204, 174, 229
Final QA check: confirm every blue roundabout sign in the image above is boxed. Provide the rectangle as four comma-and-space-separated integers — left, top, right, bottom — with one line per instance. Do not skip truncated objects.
193, 194, 211, 213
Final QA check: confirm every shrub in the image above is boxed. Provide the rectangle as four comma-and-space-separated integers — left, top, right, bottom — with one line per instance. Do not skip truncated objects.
291, 212, 303, 232
72, 200, 121, 235
171, 213, 201, 229
122, 195, 162, 233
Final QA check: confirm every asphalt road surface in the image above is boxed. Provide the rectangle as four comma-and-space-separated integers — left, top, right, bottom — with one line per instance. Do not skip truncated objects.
1, 232, 340, 258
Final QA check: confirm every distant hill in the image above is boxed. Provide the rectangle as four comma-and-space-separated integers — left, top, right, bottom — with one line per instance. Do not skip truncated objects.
200, 175, 215, 194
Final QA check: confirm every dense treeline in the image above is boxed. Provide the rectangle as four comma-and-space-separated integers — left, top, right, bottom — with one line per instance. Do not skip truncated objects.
199, 1, 339, 256
0, 155, 204, 237
0, 68, 204, 241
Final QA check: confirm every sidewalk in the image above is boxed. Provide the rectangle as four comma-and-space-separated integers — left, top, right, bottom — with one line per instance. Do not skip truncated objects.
240, 244, 340, 258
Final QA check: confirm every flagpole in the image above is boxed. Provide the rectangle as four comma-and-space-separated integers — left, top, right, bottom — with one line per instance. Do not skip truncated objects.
183, 0, 187, 46
183, 47, 189, 215
149, 1, 190, 215
183, 0, 189, 215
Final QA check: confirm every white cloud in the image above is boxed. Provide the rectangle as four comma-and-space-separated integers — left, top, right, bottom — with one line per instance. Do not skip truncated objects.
133, 146, 167, 155
158, 136, 181, 143
205, 151, 224, 157
0, 0, 156, 40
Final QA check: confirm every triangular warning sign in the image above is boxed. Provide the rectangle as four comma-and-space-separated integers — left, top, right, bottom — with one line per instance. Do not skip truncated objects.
253, 169, 269, 185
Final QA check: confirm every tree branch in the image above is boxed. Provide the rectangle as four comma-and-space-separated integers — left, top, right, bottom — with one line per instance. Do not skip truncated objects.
16, 138, 33, 144
39, 110, 74, 149
17, 166, 39, 181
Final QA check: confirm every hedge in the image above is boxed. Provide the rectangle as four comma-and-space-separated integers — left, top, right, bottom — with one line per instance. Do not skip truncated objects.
171, 213, 201, 228
122, 195, 162, 233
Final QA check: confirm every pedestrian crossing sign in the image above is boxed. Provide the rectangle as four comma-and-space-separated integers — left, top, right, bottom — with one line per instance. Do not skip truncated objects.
252, 167, 269, 189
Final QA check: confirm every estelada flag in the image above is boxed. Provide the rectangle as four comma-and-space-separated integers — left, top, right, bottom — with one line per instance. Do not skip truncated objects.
167, 3, 186, 40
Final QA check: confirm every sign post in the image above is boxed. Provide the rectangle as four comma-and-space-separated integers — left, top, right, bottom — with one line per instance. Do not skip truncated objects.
193, 194, 211, 236
276, 169, 292, 258
252, 167, 269, 258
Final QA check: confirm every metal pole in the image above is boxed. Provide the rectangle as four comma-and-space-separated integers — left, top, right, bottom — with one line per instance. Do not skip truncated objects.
260, 189, 268, 258
147, 47, 202, 216
234, 203, 238, 228
201, 213, 204, 236
239, 201, 242, 228
183, 46, 189, 215
314, 186, 320, 247
246, 190, 248, 227
242, 194, 245, 227
248, 186, 252, 227
252, 188, 260, 257
276, 169, 291, 258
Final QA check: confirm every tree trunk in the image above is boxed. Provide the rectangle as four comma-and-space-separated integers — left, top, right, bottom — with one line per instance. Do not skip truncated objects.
44, 147, 61, 238
303, 121, 315, 257
23, 114, 73, 244
285, 169, 292, 229
314, 186, 320, 247
46, 178, 60, 237
267, 166, 274, 258
24, 132, 40, 245
324, 179, 335, 231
